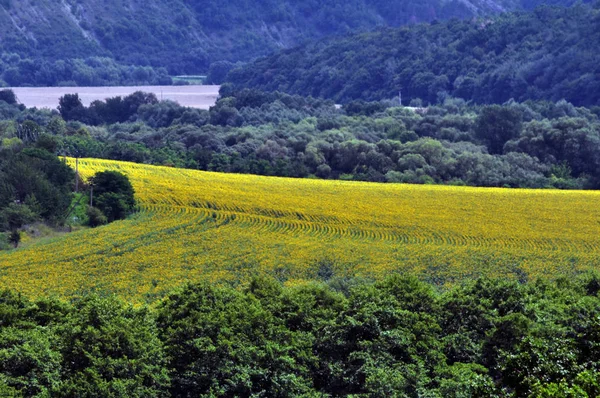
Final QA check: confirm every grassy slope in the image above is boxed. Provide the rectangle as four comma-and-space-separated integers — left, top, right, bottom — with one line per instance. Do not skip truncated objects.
0, 158, 598, 303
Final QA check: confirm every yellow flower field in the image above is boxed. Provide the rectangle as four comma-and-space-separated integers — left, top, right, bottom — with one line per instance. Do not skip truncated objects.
1, 158, 599, 303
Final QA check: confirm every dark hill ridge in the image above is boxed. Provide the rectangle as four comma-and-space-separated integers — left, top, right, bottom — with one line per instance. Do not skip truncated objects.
0, 0, 590, 76
226, 3, 600, 107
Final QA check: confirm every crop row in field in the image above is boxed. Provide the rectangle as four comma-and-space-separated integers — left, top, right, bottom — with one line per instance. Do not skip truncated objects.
1, 158, 599, 303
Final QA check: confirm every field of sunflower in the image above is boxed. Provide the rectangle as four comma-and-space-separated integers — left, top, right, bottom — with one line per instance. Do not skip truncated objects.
1, 158, 599, 303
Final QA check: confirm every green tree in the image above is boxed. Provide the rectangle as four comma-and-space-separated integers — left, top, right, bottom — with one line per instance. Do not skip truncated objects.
90, 171, 136, 222
86, 206, 107, 227
35, 134, 58, 153
475, 105, 523, 154
0, 147, 73, 224
0, 203, 37, 231
0, 327, 62, 395
94, 192, 131, 223
206, 61, 235, 85
0, 89, 17, 105
58, 94, 88, 122
157, 281, 317, 397
316, 276, 444, 395
46, 116, 67, 136
55, 296, 170, 397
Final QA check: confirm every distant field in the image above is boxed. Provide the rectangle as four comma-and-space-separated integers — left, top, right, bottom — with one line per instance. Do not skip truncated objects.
8, 85, 220, 110
1, 158, 599, 303
172, 75, 206, 85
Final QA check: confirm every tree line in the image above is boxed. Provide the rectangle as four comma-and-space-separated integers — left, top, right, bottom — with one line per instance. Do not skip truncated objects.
0, 274, 599, 397
0, 55, 172, 87
3, 88, 598, 189
227, 3, 600, 107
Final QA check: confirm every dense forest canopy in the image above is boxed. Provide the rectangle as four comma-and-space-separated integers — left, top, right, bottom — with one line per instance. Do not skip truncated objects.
0, 0, 594, 84
1, 275, 600, 396
227, 3, 600, 106
0, 56, 173, 87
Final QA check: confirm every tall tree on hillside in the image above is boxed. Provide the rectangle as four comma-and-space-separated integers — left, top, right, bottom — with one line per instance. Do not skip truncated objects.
89, 171, 136, 222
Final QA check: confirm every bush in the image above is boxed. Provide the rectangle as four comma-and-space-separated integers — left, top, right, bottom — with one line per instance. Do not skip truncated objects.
0, 203, 38, 231
0, 232, 9, 250
0, 89, 17, 105
90, 171, 136, 222
0, 327, 61, 396
94, 193, 131, 223
86, 206, 107, 227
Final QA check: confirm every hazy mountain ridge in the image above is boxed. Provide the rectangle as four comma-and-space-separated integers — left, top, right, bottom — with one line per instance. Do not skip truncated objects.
226, 3, 600, 106
0, 0, 587, 75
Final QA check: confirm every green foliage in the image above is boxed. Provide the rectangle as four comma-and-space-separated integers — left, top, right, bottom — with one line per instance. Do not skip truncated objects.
2, 85, 600, 190
35, 134, 58, 153
7, 230, 20, 248
0, 382, 19, 397
0, 326, 62, 396
90, 171, 135, 207
476, 105, 523, 154
0, 144, 74, 232
0, 276, 599, 396
0, 137, 22, 149
205, 61, 235, 85
0, 0, 572, 78
55, 296, 170, 397
0, 291, 66, 395
0, 233, 8, 250
40, 88, 600, 189
3, 87, 600, 192
86, 206, 107, 227
1, 57, 172, 87
59, 92, 160, 126
94, 192, 131, 223
228, 4, 600, 107
0, 203, 37, 231
0, 89, 17, 105
46, 116, 67, 136
438, 363, 496, 397
90, 171, 135, 223
158, 281, 317, 396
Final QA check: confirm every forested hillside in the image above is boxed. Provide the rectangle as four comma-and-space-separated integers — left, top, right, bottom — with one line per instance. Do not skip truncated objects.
227, 3, 600, 106
0, 0, 592, 85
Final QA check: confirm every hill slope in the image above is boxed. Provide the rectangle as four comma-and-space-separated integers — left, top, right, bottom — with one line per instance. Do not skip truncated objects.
227, 3, 600, 106
0, 158, 598, 302
0, 0, 591, 76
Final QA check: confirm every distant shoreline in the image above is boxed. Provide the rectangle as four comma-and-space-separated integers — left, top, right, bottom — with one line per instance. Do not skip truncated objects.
6, 85, 221, 110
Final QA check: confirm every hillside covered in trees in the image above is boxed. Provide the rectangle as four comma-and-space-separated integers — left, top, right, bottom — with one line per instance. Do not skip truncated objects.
0, 0, 593, 85
227, 3, 600, 106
